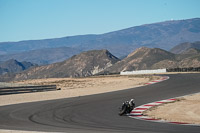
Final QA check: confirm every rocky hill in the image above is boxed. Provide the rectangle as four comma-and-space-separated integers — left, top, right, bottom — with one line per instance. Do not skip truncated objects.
102, 47, 175, 74
0, 18, 200, 60
0, 47, 82, 65
0, 59, 36, 75
102, 47, 200, 74
1, 47, 200, 81
2, 50, 119, 81
170, 41, 200, 54
181, 48, 200, 54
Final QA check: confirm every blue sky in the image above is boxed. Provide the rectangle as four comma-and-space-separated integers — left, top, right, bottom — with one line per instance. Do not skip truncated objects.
0, 0, 200, 42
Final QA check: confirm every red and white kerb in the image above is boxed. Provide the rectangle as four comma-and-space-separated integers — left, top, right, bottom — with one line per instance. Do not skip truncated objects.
129, 76, 200, 126
145, 76, 169, 85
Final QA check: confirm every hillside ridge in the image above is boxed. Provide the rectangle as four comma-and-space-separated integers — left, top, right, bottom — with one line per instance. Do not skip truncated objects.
1, 18, 200, 61
1, 50, 119, 81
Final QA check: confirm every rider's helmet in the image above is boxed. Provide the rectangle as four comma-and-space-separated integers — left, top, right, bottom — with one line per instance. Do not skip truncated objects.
129, 99, 135, 106
130, 99, 134, 103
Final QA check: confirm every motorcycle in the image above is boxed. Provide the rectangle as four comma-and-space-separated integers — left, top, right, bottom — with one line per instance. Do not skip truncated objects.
119, 100, 135, 116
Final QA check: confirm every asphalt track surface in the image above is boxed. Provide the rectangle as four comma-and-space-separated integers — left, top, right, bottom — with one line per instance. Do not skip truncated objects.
0, 74, 200, 133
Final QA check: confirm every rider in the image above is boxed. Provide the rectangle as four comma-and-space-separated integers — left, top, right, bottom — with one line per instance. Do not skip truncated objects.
129, 99, 135, 109
119, 98, 136, 115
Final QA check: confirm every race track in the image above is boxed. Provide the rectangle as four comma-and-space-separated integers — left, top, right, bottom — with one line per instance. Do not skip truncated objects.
0, 74, 200, 133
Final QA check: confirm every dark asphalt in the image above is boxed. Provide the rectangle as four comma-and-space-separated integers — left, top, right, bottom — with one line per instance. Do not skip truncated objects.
0, 73, 200, 133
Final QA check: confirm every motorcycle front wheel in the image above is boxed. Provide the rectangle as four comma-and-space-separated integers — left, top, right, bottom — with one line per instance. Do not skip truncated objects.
118, 105, 127, 116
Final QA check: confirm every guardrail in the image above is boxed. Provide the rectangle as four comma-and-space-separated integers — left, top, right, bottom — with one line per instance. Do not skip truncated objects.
0, 85, 58, 95
120, 69, 167, 75
120, 67, 200, 75
166, 67, 200, 72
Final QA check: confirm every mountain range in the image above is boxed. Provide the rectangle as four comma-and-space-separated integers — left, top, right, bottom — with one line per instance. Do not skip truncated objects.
0, 50, 119, 81
0, 47, 82, 65
0, 59, 36, 75
0, 18, 200, 64
101, 47, 175, 74
1, 43, 200, 81
170, 41, 200, 54
105, 47, 200, 73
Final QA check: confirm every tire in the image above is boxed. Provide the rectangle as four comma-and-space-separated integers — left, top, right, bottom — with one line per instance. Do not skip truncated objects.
119, 105, 127, 116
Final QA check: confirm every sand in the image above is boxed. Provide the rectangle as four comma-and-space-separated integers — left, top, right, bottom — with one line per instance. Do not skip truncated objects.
0, 75, 157, 106
145, 93, 200, 125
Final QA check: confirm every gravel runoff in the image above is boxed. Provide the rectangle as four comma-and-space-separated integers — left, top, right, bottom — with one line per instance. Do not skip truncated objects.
145, 93, 200, 125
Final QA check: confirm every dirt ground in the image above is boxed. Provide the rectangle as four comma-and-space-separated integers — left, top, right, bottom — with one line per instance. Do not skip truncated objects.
0, 75, 157, 106
145, 93, 200, 125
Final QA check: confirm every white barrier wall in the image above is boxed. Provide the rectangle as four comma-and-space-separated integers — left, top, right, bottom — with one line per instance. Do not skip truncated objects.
120, 69, 167, 75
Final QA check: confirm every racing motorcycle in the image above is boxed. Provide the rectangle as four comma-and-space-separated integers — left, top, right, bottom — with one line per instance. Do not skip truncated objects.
119, 99, 135, 116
